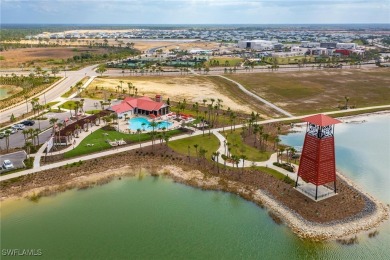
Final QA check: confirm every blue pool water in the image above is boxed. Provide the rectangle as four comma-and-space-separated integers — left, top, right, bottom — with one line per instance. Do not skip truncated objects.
128, 117, 172, 131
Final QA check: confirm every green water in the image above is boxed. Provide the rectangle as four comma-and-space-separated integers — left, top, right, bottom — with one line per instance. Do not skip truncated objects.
1, 114, 390, 259
0, 87, 11, 100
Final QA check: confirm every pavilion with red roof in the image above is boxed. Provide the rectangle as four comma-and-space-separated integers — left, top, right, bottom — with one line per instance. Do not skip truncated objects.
108, 96, 169, 118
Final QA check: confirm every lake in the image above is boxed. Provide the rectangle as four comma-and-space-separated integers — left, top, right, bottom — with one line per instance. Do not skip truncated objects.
1, 113, 389, 259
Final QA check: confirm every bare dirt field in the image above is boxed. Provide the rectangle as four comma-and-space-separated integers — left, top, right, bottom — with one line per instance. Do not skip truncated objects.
85, 75, 276, 117
227, 68, 390, 115
0, 47, 108, 68
10, 39, 220, 52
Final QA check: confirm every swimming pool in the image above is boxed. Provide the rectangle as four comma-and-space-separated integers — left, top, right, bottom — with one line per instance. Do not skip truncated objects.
128, 117, 173, 131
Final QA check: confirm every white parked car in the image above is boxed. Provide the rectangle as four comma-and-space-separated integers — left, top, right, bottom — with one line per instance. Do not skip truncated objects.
2, 160, 14, 170
12, 124, 25, 130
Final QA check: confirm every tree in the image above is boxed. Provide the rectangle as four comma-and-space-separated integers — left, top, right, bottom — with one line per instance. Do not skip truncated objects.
10, 113, 15, 122
4, 130, 11, 152
51, 67, 59, 77
47, 122, 57, 144
240, 154, 248, 174
344, 96, 349, 109
164, 135, 170, 149
96, 64, 107, 76
136, 128, 142, 149
25, 141, 33, 158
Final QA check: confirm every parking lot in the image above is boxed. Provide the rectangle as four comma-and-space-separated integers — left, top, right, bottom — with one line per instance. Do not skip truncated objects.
0, 111, 72, 149
0, 150, 27, 173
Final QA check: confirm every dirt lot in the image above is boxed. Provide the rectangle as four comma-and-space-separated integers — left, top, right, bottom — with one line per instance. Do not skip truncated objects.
85, 75, 276, 116
227, 68, 390, 115
0, 47, 108, 68
11, 39, 220, 52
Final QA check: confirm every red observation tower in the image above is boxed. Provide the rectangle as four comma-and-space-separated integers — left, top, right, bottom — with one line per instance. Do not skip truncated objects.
295, 114, 341, 200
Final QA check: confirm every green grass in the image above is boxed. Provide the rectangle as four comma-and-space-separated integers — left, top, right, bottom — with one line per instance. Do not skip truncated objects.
222, 130, 271, 161
255, 166, 295, 185
46, 101, 60, 107
169, 134, 220, 161
61, 76, 89, 98
85, 109, 102, 115
208, 57, 244, 67
60, 101, 77, 110
64, 128, 182, 158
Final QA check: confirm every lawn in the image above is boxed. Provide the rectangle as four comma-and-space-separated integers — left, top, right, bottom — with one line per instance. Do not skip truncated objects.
227, 69, 390, 115
168, 134, 220, 161
61, 77, 90, 98
221, 130, 271, 162
208, 57, 244, 67
60, 101, 78, 110
46, 101, 60, 107
255, 166, 295, 185
85, 109, 102, 115
64, 128, 182, 158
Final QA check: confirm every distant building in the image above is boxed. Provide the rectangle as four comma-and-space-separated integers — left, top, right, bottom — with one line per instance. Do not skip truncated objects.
320, 42, 337, 49
300, 41, 321, 48
336, 43, 357, 50
238, 40, 280, 51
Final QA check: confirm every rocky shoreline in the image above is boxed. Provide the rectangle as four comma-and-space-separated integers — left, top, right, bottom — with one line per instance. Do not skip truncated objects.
162, 165, 389, 241
3, 160, 387, 242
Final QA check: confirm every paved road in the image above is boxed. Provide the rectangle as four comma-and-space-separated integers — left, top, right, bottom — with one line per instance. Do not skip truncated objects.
0, 65, 98, 123
2, 107, 388, 182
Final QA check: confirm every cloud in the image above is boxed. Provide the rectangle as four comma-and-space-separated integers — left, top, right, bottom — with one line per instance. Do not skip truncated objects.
1, 0, 389, 24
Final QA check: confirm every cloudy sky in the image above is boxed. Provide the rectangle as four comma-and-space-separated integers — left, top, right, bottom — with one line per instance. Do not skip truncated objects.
1, 0, 389, 24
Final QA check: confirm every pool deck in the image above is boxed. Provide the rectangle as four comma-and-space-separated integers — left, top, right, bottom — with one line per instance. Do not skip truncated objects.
117, 115, 185, 134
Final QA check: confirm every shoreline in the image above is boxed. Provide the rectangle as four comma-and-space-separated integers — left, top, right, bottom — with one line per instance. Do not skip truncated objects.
1, 110, 389, 241
1, 162, 388, 242
290, 110, 390, 132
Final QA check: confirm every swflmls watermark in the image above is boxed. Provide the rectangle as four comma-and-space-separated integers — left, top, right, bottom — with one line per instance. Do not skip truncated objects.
2, 249, 43, 257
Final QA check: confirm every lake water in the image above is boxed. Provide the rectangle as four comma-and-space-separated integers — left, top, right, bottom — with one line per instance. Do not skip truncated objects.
0, 87, 11, 100
1, 113, 390, 259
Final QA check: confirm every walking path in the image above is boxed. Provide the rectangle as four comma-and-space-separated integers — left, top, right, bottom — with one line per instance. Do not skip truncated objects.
215, 75, 294, 117
2, 106, 389, 182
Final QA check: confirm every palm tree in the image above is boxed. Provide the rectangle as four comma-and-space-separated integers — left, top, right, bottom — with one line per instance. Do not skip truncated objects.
215, 151, 220, 174
149, 121, 158, 147
4, 130, 11, 152
199, 147, 208, 167
136, 128, 142, 149
344, 96, 349, 109
193, 144, 199, 160
164, 135, 170, 149
221, 154, 227, 169
25, 141, 33, 158
34, 128, 40, 146
49, 117, 58, 134
240, 154, 247, 173
56, 122, 63, 147
22, 129, 29, 144
274, 136, 280, 150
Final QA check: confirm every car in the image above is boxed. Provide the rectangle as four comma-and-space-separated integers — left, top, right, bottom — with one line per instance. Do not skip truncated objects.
21, 120, 35, 126
2, 160, 14, 170
13, 124, 25, 130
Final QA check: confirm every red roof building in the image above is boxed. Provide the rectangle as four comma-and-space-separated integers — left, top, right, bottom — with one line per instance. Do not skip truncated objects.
108, 96, 169, 116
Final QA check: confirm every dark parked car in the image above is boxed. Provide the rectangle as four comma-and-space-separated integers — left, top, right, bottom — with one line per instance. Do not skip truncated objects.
21, 120, 35, 126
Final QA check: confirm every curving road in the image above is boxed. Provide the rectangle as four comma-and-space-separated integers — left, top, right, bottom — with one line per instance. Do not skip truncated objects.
0, 65, 98, 123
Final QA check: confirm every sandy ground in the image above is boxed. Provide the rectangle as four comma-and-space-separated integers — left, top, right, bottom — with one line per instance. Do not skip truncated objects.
88, 76, 253, 113
10, 39, 220, 52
